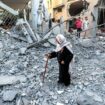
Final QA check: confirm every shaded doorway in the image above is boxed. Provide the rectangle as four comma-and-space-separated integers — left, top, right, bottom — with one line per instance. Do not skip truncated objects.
98, 8, 105, 28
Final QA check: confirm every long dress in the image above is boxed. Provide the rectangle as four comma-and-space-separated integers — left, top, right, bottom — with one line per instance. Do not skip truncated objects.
50, 46, 73, 86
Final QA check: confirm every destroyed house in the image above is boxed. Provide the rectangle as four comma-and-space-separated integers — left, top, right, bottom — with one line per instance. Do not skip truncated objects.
47, 0, 105, 37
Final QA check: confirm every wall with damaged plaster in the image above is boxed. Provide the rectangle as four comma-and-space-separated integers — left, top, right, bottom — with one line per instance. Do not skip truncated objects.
47, 0, 99, 37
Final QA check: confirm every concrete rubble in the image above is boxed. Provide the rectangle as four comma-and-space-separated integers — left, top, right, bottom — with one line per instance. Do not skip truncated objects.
0, 27, 105, 105
0, 75, 26, 86
3, 90, 18, 102
77, 90, 104, 105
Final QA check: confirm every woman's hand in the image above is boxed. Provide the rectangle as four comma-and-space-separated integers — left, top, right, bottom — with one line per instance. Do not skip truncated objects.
61, 60, 64, 64
45, 53, 51, 59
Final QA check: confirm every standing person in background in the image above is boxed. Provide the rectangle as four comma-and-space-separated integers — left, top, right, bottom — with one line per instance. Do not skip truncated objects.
45, 34, 73, 86
60, 16, 64, 34
83, 16, 89, 38
75, 17, 82, 38
48, 13, 52, 29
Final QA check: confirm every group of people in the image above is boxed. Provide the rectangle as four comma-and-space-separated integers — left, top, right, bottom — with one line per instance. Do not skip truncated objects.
68, 16, 89, 38
75, 16, 89, 38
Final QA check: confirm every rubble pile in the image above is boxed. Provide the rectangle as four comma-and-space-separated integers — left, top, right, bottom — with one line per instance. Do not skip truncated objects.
0, 28, 105, 105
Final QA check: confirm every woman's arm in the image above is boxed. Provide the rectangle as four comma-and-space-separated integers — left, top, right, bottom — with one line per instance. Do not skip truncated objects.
47, 51, 57, 59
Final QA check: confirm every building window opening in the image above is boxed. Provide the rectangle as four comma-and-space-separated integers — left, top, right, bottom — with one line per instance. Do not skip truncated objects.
98, 9, 105, 28
57, 8, 62, 12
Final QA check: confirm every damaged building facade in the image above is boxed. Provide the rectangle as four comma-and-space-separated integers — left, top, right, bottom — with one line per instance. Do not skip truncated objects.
47, 0, 105, 37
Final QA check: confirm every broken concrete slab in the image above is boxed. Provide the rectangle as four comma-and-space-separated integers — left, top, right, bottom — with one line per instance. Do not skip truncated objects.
16, 97, 23, 105
77, 90, 104, 105
43, 31, 51, 39
0, 75, 27, 86
53, 26, 60, 35
3, 90, 18, 102
0, 42, 3, 49
0, 99, 14, 105
52, 23, 60, 35
35, 33, 41, 42
5, 60, 15, 65
43, 42, 51, 48
0, 50, 4, 60
22, 97, 30, 105
95, 50, 101, 56
48, 38, 56, 46
79, 39, 93, 48
19, 47, 27, 55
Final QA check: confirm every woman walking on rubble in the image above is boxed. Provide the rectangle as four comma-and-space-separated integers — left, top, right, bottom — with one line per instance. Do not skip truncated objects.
46, 34, 73, 86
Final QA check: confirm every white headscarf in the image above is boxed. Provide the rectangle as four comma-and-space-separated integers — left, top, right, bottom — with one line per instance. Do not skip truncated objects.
55, 34, 73, 53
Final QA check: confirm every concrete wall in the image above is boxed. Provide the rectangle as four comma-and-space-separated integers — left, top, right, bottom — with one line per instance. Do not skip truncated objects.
48, 0, 99, 20
47, 0, 99, 37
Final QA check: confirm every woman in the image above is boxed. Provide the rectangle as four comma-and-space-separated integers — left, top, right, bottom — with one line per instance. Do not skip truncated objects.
46, 34, 73, 86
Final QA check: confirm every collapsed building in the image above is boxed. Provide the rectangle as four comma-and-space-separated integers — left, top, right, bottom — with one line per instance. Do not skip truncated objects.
0, 1, 105, 105
0, 0, 51, 46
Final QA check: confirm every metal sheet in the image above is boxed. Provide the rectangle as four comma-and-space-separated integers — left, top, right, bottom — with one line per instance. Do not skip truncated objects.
1, 0, 30, 9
